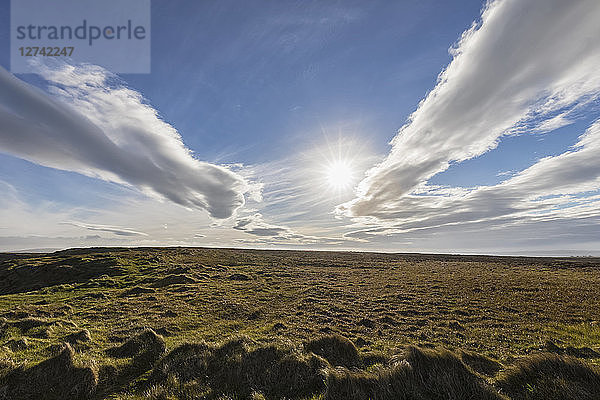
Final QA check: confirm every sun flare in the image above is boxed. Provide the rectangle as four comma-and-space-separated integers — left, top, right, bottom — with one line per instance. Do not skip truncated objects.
325, 160, 354, 190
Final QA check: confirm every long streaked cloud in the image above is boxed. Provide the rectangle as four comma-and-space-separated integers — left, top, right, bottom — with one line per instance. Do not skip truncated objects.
0, 62, 249, 219
233, 213, 289, 237
344, 119, 600, 238
61, 221, 148, 237
341, 0, 600, 219
233, 212, 354, 245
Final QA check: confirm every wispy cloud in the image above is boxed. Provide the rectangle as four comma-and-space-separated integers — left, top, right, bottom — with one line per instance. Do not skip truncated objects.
341, 0, 600, 219
534, 112, 573, 133
233, 213, 290, 237
343, 119, 600, 240
0, 62, 250, 219
61, 221, 148, 237
233, 212, 354, 245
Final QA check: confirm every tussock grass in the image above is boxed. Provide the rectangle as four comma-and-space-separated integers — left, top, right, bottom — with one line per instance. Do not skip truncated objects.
64, 329, 92, 344
0, 343, 97, 400
496, 353, 600, 400
304, 334, 361, 368
1, 329, 600, 399
150, 274, 197, 288
0, 255, 122, 295
322, 346, 504, 400
8, 317, 50, 332
147, 336, 327, 399
459, 349, 503, 376
0, 355, 15, 380
107, 329, 166, 371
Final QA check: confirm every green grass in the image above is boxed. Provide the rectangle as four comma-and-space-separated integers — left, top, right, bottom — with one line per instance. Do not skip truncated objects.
0, 247, 599, 398
548, 323, 600, 348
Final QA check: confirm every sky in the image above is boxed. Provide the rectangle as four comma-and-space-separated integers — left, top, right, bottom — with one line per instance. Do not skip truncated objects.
1, 0, 599, 255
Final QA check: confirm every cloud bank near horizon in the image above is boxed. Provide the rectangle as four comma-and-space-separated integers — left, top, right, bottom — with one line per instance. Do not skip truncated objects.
232, 212, 351, 245
341, 0, 600, 223
0, 63, 249, 219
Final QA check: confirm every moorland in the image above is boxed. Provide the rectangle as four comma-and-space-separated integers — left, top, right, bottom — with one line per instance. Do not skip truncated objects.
0, 247, 599, 399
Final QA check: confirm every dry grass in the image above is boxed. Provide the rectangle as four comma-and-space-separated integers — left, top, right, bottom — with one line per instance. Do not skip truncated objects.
304, 334, 361, 368
496, 353, 600, 400
325, 346, 503, 400
145, 337, 327, 399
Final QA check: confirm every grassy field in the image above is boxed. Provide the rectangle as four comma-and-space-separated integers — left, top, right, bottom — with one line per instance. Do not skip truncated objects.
0, 247, 599, 399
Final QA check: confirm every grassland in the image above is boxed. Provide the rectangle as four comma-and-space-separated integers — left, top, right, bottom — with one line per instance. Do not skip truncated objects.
0, 247, 599, 399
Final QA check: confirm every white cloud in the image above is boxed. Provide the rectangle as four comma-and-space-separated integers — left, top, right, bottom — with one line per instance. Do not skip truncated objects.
342, 119, 600, 238
233, 213, 290, 237
0, 183, 217, 251
233, 212, 352, 245
534, 112, 572, 133
61, 221, 148, 237
341, 0, 600, 219
0, 62, 249, 219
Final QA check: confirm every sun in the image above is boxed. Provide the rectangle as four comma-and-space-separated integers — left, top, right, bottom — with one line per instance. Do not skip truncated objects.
325, 160, 354, 190
309, 133, 369, 196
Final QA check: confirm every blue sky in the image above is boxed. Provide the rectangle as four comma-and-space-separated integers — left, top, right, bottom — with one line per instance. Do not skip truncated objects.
1, 1, 486, 161
1, 0, 599, 255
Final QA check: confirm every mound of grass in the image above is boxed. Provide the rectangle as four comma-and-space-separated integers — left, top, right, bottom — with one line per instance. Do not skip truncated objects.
0, 355, 15, 380
120, 286, 155, 297
497, 353, 600, 400
2, 327, 600, 399
150, 274, 197, 288
149, 342, 213, 384
147, 337, 327, 399
304, 334, 362, 368
228, 273, 251, 281
64, 329, 92, 344
106, 329, 166, 370
0, 256, 123, 295
544, 340, 600, 359
0, 343, 97, 400
459, 349, 503, 377
325, 346, 503, 400
5, 338, 28, 351
8, 317, 50, 332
